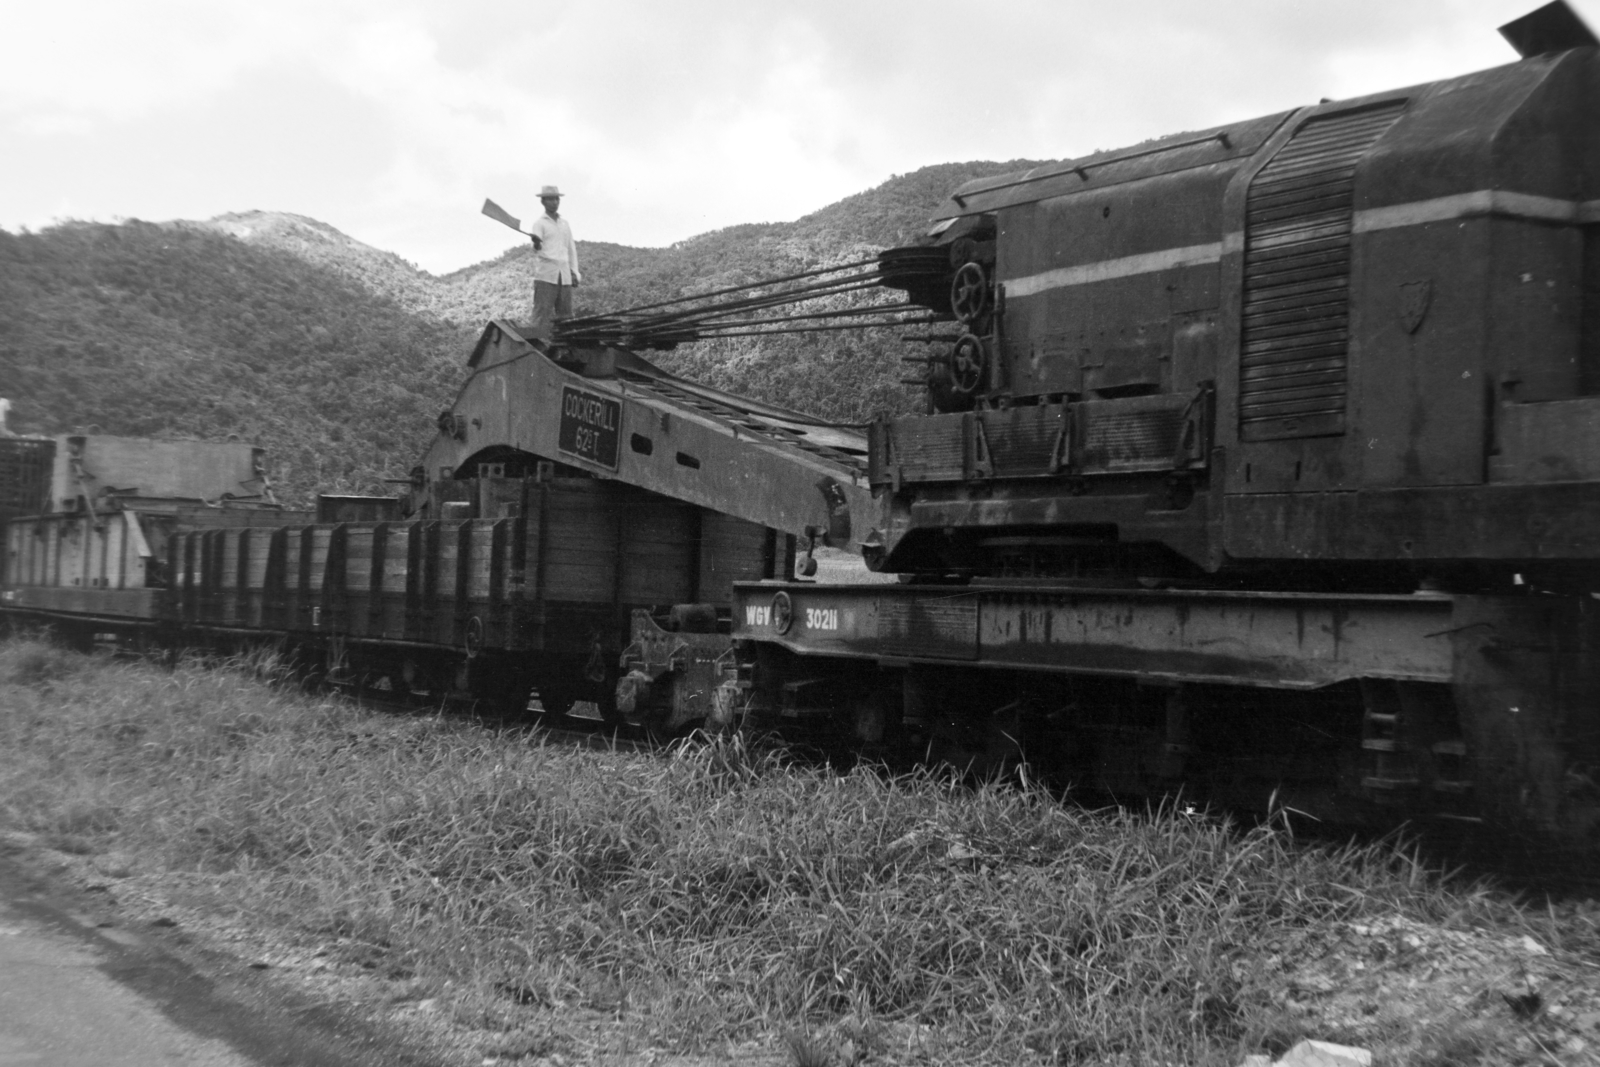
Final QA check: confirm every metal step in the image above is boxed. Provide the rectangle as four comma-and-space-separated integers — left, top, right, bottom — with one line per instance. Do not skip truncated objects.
1362, 775, 1421, 791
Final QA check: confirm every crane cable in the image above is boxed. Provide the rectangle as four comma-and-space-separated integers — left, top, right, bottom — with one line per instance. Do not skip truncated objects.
553, 252, 949, 348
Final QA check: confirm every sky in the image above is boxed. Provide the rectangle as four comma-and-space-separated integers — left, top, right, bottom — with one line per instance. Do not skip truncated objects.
0, 0, 1587, 274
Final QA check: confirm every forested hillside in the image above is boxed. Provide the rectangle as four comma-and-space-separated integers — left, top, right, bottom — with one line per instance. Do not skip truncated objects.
0, 221, 471, 505
0, 160, 1043, 502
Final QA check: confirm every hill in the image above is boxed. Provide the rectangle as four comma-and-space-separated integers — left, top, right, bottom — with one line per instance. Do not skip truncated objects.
0, 220, 471, 505
0, 161, 1044, 502
206, 211, 441, 315
209, 161, 1041, 335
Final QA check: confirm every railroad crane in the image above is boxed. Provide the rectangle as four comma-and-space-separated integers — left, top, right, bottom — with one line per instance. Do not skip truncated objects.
723, 1, 1600, 851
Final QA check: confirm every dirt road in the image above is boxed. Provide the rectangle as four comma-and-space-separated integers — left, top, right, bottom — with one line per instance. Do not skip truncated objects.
0, 856, 436, 1067
0, 891, 252, 1066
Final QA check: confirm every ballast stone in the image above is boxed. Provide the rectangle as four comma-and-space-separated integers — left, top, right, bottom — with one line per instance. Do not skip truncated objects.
1238, 1039, 1373, 1067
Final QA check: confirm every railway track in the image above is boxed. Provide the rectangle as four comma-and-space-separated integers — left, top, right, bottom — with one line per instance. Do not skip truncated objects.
319, 673, 656, 753
314, 659, 1600, 896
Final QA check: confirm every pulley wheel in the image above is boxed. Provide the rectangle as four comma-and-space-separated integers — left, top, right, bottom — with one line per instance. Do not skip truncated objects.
950, 262, 989, 323
950, 334, 986, 395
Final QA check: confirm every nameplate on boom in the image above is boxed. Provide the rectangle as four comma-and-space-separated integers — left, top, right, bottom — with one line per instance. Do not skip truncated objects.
558, 386, 621, 470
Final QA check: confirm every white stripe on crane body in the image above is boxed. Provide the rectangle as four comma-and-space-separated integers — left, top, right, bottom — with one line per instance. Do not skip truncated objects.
1353, 190, 1600, 231
1004, 242, 1224, 298
1001, 190, 1600, 300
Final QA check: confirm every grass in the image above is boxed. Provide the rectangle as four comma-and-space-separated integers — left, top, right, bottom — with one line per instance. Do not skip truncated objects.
0, 636, 1546, 1066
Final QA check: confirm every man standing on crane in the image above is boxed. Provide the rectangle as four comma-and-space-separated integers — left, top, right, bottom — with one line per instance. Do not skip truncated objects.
527, 185, 580, 338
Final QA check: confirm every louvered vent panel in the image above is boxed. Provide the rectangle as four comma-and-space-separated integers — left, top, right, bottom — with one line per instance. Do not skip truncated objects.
1239, 103, 1405, 441
983, 408, 1063, 474
1081, 406, 1185, 472
892, 414, 966, 483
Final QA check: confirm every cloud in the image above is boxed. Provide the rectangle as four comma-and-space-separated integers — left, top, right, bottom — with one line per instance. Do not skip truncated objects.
1, 0, 306, 119
0, 0, 1587, 271
12, 113, 95, 137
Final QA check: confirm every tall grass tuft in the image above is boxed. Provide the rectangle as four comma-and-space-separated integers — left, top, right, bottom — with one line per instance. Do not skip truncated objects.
0, 638, 1490, 1064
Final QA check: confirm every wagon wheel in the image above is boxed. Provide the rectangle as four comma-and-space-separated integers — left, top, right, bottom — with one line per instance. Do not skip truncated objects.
536, 678, 575, 723
466, 661, 537, 718
589, 677, 625, 730
950, 262, 989, 323
582, 642, 626, 729
949, 334, 986, 396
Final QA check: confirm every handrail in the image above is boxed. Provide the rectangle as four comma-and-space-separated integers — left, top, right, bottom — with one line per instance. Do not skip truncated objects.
950, 130, 1234, 208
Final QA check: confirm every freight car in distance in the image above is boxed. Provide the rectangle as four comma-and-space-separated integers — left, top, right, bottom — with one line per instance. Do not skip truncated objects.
0, 433, 287, 648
